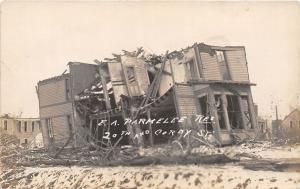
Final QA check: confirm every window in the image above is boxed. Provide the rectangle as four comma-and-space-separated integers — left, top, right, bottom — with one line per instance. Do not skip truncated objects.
4, 120, 7, 130
241, 96, 252, 129
290, 121, 293, 128
216, 50, 231, 80
227, 95, 243, 129
24, 139, 28, 144
66, 79, 71, 101
32, 122, 35, 132
185, 60, 198, 80
199, 95, 213, 132
18, 121, 21, 132
215, 95, 226, 130
216, 50, 225, 62
24, 121, 27, 132
126, 66, 136, 83
46, 118, 54, 139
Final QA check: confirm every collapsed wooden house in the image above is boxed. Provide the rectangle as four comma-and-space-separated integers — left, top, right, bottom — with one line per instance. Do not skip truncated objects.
37, 43, 258, 149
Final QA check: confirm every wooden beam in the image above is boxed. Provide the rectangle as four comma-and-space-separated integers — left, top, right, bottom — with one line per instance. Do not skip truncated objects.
94, 59, 111, 110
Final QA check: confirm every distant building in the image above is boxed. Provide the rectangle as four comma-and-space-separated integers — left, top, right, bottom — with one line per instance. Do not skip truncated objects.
280, 108, 300, 141
0, 114, 42, 147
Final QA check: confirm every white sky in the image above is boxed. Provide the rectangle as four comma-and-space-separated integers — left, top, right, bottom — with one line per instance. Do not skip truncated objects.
1, 1, 300, 120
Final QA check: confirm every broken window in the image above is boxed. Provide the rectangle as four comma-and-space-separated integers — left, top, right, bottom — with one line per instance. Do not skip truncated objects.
199, 95, 213, 132
215, 95, 226, 130
126, 66, 136, 83
24, 121, 27, 132
226, 95, 243, 129
4, 120, 7, 130
46, 118, 54, 140
185, 60, 198, 80
126, 66, 140, 96
32, 122, 35, 132
216, 50, 231, 80
241, 96, 252, 129
18, 121, 21, 132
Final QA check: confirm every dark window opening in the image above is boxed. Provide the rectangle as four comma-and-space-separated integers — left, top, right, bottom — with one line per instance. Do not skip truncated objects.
227, 95, 243, 129
186, 60, 198, 80
32, 122, 35, 132
215, 95, 226, 130
216, 50, 231, 80
126, 66, 136, 83
241, 96, 252, 129
24, 139, 28, 144
290, 121, 293, 128
4, 120, 7, 130
18, 121, 21, 132
24, 121, 27, 132
199, 95, 213, 132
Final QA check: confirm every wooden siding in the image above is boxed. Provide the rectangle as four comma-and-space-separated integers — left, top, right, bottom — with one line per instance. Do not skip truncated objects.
121, 56, 150, 96
69, 63, 99, 96
52, 116, 70, 145
107, 62, 128, 104
225, 50, 249, 82
40, 103, 72, 119
175, 85, 198, 117
40, 120, 49, 147
38, 79, 67, 107
200, 52, 221, 80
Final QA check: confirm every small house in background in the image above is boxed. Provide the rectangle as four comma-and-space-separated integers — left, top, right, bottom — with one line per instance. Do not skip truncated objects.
280, 108, 300, 141
0, 114, 42, 148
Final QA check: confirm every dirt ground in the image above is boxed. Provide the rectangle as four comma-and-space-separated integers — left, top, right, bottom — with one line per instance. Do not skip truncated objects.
1, 143, 300, 189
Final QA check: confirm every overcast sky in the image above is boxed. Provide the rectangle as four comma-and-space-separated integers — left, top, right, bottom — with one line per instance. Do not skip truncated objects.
1, 1, 300, 120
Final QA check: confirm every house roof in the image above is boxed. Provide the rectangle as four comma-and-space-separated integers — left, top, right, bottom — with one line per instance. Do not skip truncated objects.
282, 108, 300, 121
38, 73, 70, 85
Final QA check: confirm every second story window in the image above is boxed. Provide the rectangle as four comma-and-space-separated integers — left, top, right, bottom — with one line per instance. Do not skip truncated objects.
18, 121, 21, 132
126, 66, 136, 83
32, 122, 35, 132
4, 120, 7, 130
185, 60, 198, 80
216, 50, 231, 80
24, 121, 27, 132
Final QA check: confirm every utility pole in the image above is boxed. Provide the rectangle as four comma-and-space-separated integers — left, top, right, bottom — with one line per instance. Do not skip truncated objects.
275, 105, 278, 121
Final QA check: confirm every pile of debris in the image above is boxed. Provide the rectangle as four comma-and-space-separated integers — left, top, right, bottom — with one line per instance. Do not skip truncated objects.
1, 131, 275, 170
